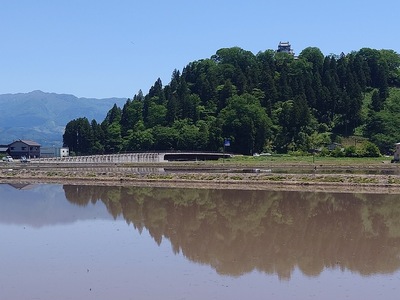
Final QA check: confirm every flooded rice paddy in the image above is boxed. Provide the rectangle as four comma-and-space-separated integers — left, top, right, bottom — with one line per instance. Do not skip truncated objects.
1, 183, 400, 299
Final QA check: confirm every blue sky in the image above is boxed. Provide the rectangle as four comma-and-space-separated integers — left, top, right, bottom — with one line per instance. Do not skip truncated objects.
1, 0, 399, 99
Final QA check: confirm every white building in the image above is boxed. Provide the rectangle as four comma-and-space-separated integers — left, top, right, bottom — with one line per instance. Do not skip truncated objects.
40, 147, 69, 158
394, 143, 400, 162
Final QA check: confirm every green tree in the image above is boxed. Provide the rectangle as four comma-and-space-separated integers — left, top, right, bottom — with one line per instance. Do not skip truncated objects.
63, 117, 94, 155
148, 78, 165, 102
91, 119, 104, 154
298, 47, 324, 75
370, 90, 382, 111
120, 99, 131, 136
358, 141, 381, 157
379, 49, 400, 87
126, 121, 154, 151
103, 122, 123, 153
173, 120, 201, 150
147, 102, 167, 127
257, 50, 278, 113
196, 120, 210, 150
364, 89, 400, 153
152, 126, 178, 150
273, 93, 315, 152
218, 94, 272, 154
104, 104, 122, 125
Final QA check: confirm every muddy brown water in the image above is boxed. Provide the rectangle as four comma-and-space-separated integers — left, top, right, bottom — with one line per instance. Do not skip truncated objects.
1, 183, 399, 299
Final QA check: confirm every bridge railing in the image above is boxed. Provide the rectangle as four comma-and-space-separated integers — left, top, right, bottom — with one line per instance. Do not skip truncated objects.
31, 153, 165, 164
30, 152, 232, 164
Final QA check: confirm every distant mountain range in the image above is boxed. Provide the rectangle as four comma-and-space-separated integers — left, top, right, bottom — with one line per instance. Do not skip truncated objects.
0, 90, 126, 146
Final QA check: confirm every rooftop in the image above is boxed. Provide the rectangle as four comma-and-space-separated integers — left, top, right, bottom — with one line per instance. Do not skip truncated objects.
277, 41, 294, 55
10, 139, 41, 146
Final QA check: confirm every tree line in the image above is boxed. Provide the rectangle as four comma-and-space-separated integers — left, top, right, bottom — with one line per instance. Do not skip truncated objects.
63, 46, 400, 156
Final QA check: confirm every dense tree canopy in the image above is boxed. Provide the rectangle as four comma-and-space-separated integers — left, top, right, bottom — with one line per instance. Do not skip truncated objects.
64, 46, 400, 155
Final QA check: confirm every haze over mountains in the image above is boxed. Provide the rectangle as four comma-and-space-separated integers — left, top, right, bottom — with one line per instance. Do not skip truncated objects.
0, 90, 126, 146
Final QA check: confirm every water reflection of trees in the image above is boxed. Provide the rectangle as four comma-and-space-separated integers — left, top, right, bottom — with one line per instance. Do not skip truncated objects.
63, 185, 400, 279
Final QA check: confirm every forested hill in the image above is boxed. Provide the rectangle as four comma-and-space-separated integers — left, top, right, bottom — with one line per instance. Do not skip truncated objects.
63, 46, 400, 156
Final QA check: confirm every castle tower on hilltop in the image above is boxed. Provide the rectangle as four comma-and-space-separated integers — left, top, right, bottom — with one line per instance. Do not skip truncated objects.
277, 41, 294, 55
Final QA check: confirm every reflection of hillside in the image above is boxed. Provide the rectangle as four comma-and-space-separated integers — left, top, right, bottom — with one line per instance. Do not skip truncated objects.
63, 185, 400, 279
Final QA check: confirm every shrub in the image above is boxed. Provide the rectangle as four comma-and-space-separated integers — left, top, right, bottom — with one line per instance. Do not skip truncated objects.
344, 146, 358, 157
358, 141, 381, 157
319, 147, 330, 157
330, 147, 345, 157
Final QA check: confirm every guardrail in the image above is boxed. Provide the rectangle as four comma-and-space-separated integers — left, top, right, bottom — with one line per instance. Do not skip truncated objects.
30, 152, 232, 164
31, 153, 164, 164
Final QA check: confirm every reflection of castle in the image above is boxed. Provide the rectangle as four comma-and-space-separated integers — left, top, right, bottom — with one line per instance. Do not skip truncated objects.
64, 185, 400, 280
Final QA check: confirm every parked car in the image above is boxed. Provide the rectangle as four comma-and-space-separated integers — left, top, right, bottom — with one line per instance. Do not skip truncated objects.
20, 156, 30, 163
2, 155, 13, 162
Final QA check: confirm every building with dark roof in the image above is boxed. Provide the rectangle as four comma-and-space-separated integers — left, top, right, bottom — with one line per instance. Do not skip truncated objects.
8, 139, 41, 158
277, 41, 294, 55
